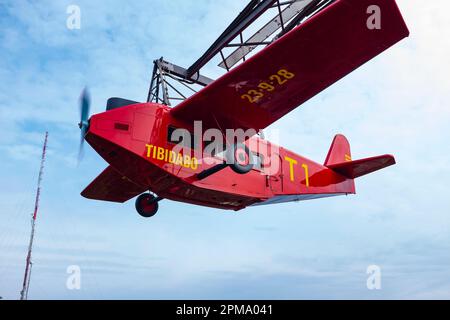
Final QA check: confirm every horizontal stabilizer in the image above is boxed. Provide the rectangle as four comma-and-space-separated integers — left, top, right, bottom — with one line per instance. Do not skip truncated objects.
81, 166, 146, 203
327, 155, 396, 179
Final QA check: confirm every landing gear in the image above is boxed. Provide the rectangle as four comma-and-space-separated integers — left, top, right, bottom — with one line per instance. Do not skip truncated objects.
135, 194, 160, 218
197, 143, 255, 180
227, 143, 254, 174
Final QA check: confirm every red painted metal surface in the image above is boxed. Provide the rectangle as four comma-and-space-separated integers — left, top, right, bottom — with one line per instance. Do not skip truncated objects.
82, 103, 395, 210
171, 0, 409, 132
328, 155, 396, 179
81, 0, 408, 211
82, 165, 147, 203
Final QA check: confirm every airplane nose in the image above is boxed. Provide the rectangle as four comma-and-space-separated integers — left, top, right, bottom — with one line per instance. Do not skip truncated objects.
78, 119, 90, 130
84, 107, 135, 149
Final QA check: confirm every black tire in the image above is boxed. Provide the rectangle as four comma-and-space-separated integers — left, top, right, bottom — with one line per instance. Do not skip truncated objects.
227, 143, 254, 175
135, 194, 159, 218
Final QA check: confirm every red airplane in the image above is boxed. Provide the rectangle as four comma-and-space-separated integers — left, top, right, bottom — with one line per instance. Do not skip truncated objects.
79, 0, 409, 218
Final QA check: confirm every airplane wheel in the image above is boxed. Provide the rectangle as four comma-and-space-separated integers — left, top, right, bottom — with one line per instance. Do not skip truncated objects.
227, 143, 254, 174
135, 194, 159, 218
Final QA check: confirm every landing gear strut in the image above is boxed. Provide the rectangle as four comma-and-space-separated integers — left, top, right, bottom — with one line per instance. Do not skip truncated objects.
135, 194, 161, 218
197, 143, 254, 180
227, 143, 254, 174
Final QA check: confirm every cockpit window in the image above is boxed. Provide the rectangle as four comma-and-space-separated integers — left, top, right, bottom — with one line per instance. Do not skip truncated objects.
167, 126, 197, 150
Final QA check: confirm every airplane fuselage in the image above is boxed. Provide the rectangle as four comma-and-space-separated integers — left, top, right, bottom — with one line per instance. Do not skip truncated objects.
84, 102, 355, 211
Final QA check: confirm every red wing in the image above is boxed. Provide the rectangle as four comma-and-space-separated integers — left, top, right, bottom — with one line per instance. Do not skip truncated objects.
328, 155, 396, 179
171, 0, 409, 132
81, 166, 146, 203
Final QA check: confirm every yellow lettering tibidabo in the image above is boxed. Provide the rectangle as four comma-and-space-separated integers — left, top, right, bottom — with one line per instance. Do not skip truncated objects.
145, 145, 199, 171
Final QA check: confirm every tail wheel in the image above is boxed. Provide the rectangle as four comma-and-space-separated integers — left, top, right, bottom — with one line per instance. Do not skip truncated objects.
227, 143, 254, 175
135, 194, 159, 218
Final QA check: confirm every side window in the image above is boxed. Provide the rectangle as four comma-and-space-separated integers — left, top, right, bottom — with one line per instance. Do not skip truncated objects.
167, 126, 197, 150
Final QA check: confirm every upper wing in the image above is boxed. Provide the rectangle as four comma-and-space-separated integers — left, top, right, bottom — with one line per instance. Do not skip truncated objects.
171, 0, 409, 132
81, 166, 147, 203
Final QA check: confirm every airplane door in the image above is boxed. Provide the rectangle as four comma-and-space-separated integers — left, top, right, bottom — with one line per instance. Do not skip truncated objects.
268, 153, 283, 194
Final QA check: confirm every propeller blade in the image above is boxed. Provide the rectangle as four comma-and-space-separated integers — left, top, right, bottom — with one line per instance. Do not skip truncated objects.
78, 88, 91, 162
79, 88, 91, 127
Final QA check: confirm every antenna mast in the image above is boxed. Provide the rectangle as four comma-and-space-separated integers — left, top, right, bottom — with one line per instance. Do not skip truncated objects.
20, 132, 48, 300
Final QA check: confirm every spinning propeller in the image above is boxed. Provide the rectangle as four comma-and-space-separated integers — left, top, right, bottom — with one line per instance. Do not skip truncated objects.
78, 88, 91, 161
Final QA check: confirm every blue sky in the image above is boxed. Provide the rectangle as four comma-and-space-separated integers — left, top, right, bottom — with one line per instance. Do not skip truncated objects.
1, 0, 450, 300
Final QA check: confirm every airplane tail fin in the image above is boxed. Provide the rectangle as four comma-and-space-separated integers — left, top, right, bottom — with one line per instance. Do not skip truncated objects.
324, 134, 352, 167
325, 134, 396, 179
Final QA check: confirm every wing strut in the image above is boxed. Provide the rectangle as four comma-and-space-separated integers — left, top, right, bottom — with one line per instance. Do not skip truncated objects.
186, 0, 278, 77
147, 58, 214, 106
